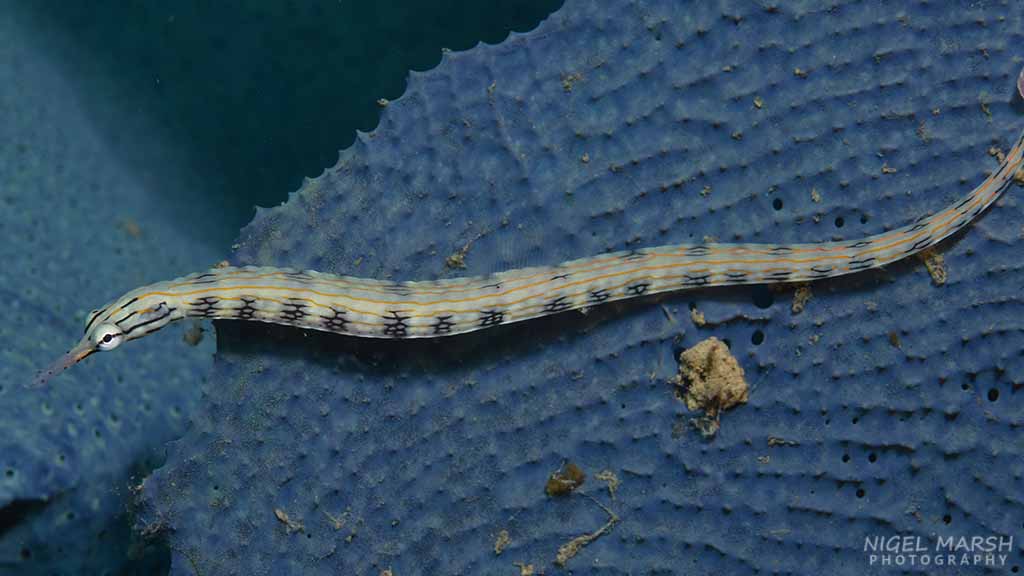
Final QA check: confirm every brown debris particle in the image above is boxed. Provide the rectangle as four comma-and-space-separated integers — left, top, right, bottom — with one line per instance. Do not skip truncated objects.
888, 331, 902, 349
561, 72, 583, 92
554, 497, 619, 567
793, 67, 808, 78
988, 146, 1006, 164
513, 562, 536, 575
753, 96, 764, 109
810, 187, 821, 203
214, 260, 231, 269
274, 508, 304, 534
494, 529, 511, 555
445, 229, 487, 270
445, 252, 466, 269
376, 98, 389, 107
119, 219, 142, 239
979, 95, 992, 119
182, 322, 204, 347
671, 337, 749, 437
881, 163, 897, 174
917, 248, 946, 285
767, 436, 800, 447
689, 306, 706, 327
791, 284, 812, 314
580, 152, 590, 164
545, 462, 585, 496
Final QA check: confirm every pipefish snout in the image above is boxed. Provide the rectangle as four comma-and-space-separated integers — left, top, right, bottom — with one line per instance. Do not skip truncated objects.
33, 76, 1024, 387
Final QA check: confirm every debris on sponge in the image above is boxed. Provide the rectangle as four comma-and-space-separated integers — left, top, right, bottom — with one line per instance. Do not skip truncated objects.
513, 562, 536, 575
545, 461, 585, 497
182, 321, 205, 346
445, 228, 488, 269
987, 144, 1024, 185
494, 529, 511, 555
594, 469, 620, 501
917, 248, 947, 286
689, 306, 707, 327
791, 284, 813, 314
274, 507, 305, 534
672, 337, 749, 437
553, 496, 619, 567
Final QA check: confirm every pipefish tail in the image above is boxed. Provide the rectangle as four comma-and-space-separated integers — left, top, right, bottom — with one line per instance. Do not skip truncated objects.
33, 127, 1024, 387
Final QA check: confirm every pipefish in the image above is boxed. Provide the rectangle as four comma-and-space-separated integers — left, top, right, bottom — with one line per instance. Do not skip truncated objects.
34, 125, 1024, 387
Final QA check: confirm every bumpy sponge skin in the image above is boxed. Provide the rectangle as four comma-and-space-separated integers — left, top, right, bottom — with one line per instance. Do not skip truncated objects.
142, 1, 1024, 574
0, 7, 219, 575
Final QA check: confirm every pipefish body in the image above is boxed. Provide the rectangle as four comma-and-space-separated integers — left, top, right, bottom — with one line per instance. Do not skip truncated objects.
34, 126, 1024, 387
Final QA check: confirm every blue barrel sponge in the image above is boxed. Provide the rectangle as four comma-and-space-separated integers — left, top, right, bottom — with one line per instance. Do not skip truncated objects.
141, 1, 1024, 574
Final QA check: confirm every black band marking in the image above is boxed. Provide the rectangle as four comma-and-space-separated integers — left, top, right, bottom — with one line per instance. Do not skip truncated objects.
906, 236, 933, 254
187, 296, 221, 319
124, 304, 174, 336
84, 308, 106, 334
479, 309, 505, 327
383, 310, 411, 338
682, 273, 711, 286
320, 306, 348, 332
236, 296, 258, 320
432, 315, 455, 335
620, 249, 647, 262
113, 309, 140, 328
625, 282, 651, 296
847, 256, 877, 271
280, 299, 308, 323
284, 270, 314, 281
544, 296, 572, 313
382, 282, 414, 297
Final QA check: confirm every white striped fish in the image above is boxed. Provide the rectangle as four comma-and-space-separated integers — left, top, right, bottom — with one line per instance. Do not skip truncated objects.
34, 125, 1024, 387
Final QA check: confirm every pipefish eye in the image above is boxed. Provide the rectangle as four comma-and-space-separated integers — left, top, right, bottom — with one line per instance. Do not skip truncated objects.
91, 323, 125, 351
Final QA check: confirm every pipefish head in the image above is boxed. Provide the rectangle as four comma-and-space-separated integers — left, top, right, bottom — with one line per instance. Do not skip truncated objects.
32, 291, 179, 387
